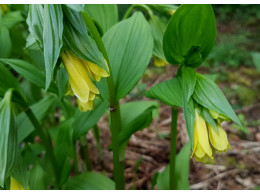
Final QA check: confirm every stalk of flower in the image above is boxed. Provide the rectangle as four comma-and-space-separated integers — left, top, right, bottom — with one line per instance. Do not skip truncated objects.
61, 50, 109, 112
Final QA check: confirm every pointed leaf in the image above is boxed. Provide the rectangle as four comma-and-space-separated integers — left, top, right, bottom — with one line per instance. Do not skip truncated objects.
2, 11, 24, 29
0, 25, 12, 58
85, 4, 118, 34
145, 77, 182, 107
103, 12, 153, 101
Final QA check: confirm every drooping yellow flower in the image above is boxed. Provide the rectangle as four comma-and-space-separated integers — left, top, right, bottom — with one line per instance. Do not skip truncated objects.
208, 124, 231, 153
10, 177, 24, 190
153, 56, 168, 67
192, 109, 213, 163
62, 50, 109, 112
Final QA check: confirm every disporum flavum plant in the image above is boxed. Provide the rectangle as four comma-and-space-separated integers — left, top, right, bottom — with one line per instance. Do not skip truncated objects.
0, 4, 241, 190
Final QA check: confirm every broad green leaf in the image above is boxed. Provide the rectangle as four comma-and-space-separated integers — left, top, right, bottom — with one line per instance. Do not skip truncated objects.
145, 77, 182, 107
0, 25, 12, 58
103, 12, 153, 101
193, 73, 241, 126
163, 5, 216, 67
43, 4, 63, 90
17, 95, 57, 142
2, 11, 24, 29
54, 119, 74, 185
73, 98, 109, 140
27, 5, 44, 48
29, 163, 45, 190
251, 52, 260, 72
0, 89, 18, 187
199, 107, 218, 133
11, 154, 28, 190
157, 141, 190, 190
182, 97, 195, 144
63, 9, 108, 72
85, 4, 118, 34
65, 4, 85, 12
0, 58, 58, 94
65, 172, 115, 190
149, 14, 167, 61
119, 101, 159, 146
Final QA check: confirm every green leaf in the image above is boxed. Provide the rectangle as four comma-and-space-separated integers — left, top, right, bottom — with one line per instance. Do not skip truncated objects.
251, 52, 260, 72
11, 154, 28, 190
182, 67, 196, 102
54, 119, 74, 185
56, 66, 68, 99
0, 64, 22, 98
157, 141, 191, 190
63, 9, 108, 72
147, 4, 178, 18
28, 163, 45, 190
0, 25, 12, 58
17, 95, 57, 142
85, 4, 118, 34
145, 77, 182, 107
2, 11, 24, 29
0, 89, 18, 187
103, 12, 153, 101
163, 5, 216, 67
43, 4, 63, 90
0, 59, 58, 94
199, 107, 218, 133
182, 97, 195, 144
149, 14, 167, 61
65, 172, 115, 190
27, 5, 44, 48
65, 4, 85, 12
119, 101, 159, 146
73, 98, 109, 140
193, 73, 241, 126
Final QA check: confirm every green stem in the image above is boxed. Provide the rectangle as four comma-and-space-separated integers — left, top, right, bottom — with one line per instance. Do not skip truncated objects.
80, 136, 92, 172
73, 142, 79, 174
169, 107, 179, 190
110, 102, 125, 189
25, 108, 59, 186
123, 4, 153, 20
82, 12, 125, 189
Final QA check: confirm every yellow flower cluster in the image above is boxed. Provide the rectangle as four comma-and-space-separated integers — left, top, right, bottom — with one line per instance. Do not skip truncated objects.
192, 109, 231, 163
62, 50, 109, 112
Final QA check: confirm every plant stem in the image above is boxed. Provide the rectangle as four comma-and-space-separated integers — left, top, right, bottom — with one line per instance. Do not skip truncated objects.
82, 12, 125, 189
80, 136, 92, 172
169, 107, 179, 190
25, 108, 59, 186
123, 4, 153, 20
110, 101, 125, 190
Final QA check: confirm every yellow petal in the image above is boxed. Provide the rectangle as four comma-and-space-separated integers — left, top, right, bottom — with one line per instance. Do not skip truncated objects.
194, 110, 212, 158
10, 177, 24, 190
62, 51, 99, 103
77, 99, 94, 112
87, 60, 109, 78
208, 124, 231, 153
154, 56, 167, 67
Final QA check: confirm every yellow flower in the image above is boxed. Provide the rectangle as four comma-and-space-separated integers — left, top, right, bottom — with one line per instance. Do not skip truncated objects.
192, 109, 213, 163
62, 51, 109, 112
0, 4, 9, 15
10, 177, 24, 190
208, 124, 231, 153
153, 56, 167, 67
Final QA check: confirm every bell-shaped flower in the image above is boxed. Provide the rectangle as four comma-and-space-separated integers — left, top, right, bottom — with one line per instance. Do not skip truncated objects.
62, 50, 109, 112
208, 123, 231, 153
192, 109, 213, 163
209, 109, 231, 123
